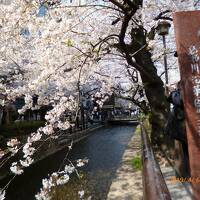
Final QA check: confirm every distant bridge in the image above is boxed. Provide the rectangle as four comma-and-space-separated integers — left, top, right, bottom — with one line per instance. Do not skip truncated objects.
107, 117, 139, 125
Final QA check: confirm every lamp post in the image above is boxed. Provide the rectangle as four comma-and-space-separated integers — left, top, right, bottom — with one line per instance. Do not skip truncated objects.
156, 21, 171, 92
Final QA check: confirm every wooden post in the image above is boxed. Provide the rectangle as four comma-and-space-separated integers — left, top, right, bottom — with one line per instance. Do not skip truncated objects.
173, 11, 200, 199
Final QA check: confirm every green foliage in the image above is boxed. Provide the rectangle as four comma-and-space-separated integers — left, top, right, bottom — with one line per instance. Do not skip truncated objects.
131, 156, 142, 171
138, 113, 146, 121
93, 48, 100, 56
0, 120, 45, 137
143, 115, 152, 136
65, 39, 73, 47
134, 124, 141, 136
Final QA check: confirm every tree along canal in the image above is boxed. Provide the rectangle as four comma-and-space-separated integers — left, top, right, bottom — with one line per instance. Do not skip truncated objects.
1, 124, 136, 200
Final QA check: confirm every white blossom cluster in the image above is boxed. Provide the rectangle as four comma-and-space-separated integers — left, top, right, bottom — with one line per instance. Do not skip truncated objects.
10, 162, 24, 175
142, 0, 197, 85
44, 96, 76, 130
27, 132, 42, 143
10, 156, 34, 175
0, 189, 5, 200
35, 159, 88, 200
0, 149, 5, 159
7, 138, 20, 155
22, 142, 36, 158
7, 138, 20, 147
7, 138, 36, 175
18, 94, 33, 114
78, 190, 85, 199
20, 156, 34, 167
76, 158, 89, 167
1, 0, 120, 146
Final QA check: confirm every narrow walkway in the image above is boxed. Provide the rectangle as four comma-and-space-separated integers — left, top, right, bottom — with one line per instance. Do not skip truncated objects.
159, 162, 193, 200
107, 127, 143, 200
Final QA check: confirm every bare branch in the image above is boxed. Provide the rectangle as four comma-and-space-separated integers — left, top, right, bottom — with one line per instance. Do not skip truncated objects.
154, 10, 173, 21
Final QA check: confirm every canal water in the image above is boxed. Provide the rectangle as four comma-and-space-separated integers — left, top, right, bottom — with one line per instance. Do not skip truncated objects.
2, 125, 136, 200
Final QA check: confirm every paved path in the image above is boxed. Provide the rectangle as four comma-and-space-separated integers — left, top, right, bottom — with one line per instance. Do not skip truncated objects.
160, 162, 193, 200
107, 126, 143, 200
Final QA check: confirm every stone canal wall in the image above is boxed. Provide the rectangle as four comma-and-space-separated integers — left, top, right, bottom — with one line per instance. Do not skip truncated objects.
0, 124, 104, 180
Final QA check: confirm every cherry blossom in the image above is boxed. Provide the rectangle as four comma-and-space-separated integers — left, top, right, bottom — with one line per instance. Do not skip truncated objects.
20, 156, 34, 167
0, 189, 5, 200
0, 150, 5, 159
35, 190, 51, 200
8, 146, 19, 155
10, 162, 24, 175
64, 164, 75, 174
78, 190, 85, 199
56, 174, 69, 185
22, 143, 36, 158
76, 158, 89, 167
0, 0, 198, 199
27, 132, 42, 143
7, 138, 20, 147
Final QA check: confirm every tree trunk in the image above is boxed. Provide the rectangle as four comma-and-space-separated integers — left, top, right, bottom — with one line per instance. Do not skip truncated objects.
2, 106, 11, 125
126, 27, 170, 146
134, 48, 169, 146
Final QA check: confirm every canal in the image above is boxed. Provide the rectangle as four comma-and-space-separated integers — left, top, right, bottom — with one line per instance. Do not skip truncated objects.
2, 125, 136, 200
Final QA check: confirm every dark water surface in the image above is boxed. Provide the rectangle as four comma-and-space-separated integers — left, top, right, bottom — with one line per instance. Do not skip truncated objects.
2, 125, 135, 200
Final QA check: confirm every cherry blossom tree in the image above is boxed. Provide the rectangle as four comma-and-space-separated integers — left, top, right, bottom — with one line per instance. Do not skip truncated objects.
0, 1, 132, 198
0, 0, 198, 199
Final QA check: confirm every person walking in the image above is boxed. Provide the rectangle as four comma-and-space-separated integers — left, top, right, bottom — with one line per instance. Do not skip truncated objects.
165, 81, 189, 177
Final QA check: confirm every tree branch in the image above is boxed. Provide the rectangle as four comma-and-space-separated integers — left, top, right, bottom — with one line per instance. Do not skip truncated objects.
109, 0, 127, 12
154, 10, 172, 21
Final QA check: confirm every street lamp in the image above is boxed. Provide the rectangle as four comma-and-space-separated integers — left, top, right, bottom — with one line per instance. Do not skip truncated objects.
156, 21, 171, 88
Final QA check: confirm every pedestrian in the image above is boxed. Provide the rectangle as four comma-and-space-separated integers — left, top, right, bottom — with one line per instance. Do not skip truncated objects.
165, 82, 185, 141
165, 81, 189, 176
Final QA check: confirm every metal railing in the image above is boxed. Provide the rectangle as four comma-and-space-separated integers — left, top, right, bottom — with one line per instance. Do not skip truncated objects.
141, 124, 171, 200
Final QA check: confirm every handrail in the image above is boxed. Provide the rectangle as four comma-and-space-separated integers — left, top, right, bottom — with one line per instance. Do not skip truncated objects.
141, 124, 171, 200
